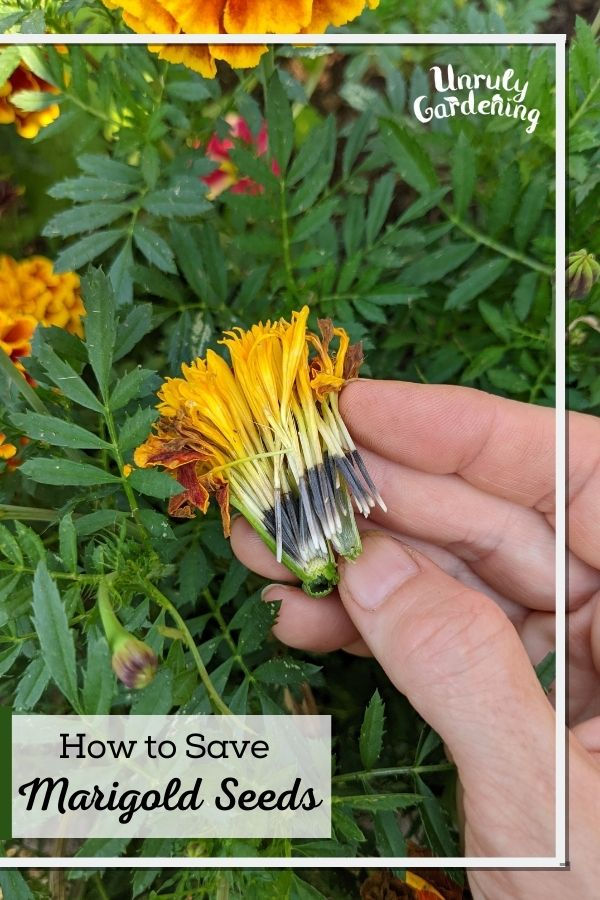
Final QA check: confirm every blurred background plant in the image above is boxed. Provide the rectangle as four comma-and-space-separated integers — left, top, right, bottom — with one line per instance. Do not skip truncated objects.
0, 0, 585, 897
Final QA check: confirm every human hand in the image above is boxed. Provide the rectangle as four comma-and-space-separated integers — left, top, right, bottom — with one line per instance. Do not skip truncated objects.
231, 380, 600, 897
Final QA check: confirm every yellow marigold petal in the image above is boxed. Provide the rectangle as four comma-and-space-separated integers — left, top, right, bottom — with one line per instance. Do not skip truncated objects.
103, 0, 179, 33
305, 0, 376, 30
310, 372, 346, 399
208, 44, 268, 69
0, 441, 17, 460
122, 464, 133, 477
149, 45, 217, 78
162, 0, 224, 33
223, 0, 312, 33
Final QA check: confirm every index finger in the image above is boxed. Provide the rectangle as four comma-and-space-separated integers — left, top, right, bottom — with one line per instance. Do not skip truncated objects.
340, 380, 555, 511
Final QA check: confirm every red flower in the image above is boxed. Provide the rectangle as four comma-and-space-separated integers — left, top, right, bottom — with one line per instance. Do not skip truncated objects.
201, 114, 279, 199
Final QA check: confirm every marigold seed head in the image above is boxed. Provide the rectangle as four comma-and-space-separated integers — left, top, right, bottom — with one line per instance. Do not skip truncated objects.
135, 307, 385, 597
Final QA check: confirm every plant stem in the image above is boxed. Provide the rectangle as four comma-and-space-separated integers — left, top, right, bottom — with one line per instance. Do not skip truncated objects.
442, 207, 554, 277
0, 504, 57, 522
103, 402, 152, 550
144, 579, 232, 715
529, 360, 552, 404
332, 762, 455, 785
569, 75, 600, 128
93, 874, 111, 900
202, 588, 255, 685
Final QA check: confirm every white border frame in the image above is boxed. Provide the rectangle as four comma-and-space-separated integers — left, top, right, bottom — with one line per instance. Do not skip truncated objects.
1, 31, 566, 871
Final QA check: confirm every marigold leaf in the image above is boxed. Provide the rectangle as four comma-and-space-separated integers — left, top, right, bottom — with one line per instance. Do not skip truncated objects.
32, 560, 79, 710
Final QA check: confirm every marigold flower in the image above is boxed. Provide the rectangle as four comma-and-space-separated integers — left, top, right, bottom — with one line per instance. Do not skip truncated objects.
0, 256, 84, 378
0, 433, 17, 462
201, 114, 279, 199
135, 307, 385, 596
0, 63, 60, 139
102, 0, 379, 76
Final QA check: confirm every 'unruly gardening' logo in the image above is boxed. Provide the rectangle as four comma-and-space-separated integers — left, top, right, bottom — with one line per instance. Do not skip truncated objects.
413, 65, 541, 134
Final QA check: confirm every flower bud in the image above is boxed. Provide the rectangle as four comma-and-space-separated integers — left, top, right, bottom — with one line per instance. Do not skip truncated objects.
97, 581, 158, 689
110, 633, 158, 689
567, 249, 600, 300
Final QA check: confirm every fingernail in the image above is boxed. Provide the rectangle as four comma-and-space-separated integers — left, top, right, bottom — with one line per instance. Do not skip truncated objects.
261, 584, 285, 603
341, 533, 420, 610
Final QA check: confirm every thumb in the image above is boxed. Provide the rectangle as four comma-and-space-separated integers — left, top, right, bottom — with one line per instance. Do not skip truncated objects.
338, 531, 556, 855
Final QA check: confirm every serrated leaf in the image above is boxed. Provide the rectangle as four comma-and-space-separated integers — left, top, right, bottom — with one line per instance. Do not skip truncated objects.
32, 561, 79, 709
513, 176, 547, 249
82, 630, 114, 714
53, 229, 124, 272
13, 656, 50, 711
109, 239, 134, 307
461, 345, 505, 382
292, 197, 339, 243
83, 267, 117, 398
49, 176, 136, 202
445, 258, 510, 310
366, 173, 395, 246
131, 668, 172, 715
9, 89, 59, 112
402, 242, 478, 285
342, 110, 372, 177
334, 793, 423, 811
43, 202, 128, 238
142, 179, 211, 217
109, 367, 155, 411
10, 412, 111, 450
359, 689, 385, 770
0, 46, 21, 83
451, 131, 476, 217
113, 303, 154, 361
36, 342, 104, 413
266, 71, 294, 173
513, 272, 538, 322
379, 118, 438, 194
118, 406, 158, 454
75, 510, 126, 536
0, 523, 23, 565
478, 297, 512, 341
20, 458, 121, 487
133, 223, 177, 274
78, 154, 141, 183
254, 658, 321, 685
415, 774, 458, 856
59, 512, 77, 572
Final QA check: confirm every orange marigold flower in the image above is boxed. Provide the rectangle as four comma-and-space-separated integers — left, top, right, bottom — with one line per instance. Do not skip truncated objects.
0, 255, 84, 380
0, 62, 60, 139
201, 114, 279, 199
102, 0, 379, 76
0, 255, 84, 337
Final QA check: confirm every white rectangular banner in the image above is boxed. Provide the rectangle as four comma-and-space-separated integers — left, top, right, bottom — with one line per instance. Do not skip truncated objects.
12, 715, 331, 839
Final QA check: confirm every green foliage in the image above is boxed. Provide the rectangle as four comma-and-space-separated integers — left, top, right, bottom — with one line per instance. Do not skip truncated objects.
0, 5, 563, 893
568, 19, 600, 413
